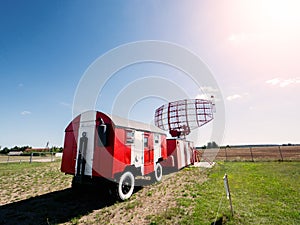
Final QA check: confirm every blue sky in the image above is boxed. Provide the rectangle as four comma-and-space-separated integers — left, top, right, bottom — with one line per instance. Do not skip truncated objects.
0, 0, 299, 148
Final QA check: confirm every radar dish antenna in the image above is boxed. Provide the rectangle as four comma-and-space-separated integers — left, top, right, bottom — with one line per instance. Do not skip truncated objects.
154, 98, 215, 138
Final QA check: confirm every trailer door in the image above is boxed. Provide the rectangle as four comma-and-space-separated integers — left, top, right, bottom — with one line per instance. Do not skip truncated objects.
143, 132, 154, 175
75, 111, 96, 177
131, 131, 144, 171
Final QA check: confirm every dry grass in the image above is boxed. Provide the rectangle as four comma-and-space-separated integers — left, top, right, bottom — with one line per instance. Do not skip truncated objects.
0, 161, 71, 205
0, 161, 208, 225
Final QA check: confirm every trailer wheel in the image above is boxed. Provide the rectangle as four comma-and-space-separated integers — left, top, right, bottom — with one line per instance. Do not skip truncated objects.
154, 162, 163, 182
117, 171, 135, 201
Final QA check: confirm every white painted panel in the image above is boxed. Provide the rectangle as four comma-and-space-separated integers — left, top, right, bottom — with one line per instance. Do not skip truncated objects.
75, 111, 96, 176
131, 131, 144, 174
153, 134, 161, 163
179, 141, 185, 168
186, 142, 191, 165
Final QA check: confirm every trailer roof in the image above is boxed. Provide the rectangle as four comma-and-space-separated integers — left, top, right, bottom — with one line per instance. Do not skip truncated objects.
108, 113, 166, 135
67, 111, 166, 135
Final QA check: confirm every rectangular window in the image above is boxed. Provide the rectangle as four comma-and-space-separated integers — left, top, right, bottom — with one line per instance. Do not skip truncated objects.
154, 134, 159, 144
144, 136, 149, 148
126, 130, 135, 144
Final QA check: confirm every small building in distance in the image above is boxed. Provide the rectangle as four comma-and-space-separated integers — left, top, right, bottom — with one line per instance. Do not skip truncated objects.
24, 148, 50, 153
7, 151, 23, 156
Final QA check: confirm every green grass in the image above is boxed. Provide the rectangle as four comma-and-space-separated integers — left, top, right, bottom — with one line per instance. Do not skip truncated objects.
149, 162, 300, 225
1, 160, 299, 224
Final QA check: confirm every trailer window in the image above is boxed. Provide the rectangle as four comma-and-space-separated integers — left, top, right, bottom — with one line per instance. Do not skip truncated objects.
154, 134, 159, 144
126, 130, 135, 144
98, 124, 108, 147
144, 136, 149, 147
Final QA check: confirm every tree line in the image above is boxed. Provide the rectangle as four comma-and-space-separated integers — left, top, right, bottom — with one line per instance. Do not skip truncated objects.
0, 146, 63, 154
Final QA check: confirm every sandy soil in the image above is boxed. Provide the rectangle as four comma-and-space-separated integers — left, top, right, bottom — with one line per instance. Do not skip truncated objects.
0, 161, 208, 225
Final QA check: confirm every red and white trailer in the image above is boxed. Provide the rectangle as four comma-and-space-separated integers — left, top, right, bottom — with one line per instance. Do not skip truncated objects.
61, 110, 167, 200
61, 99, 215, 200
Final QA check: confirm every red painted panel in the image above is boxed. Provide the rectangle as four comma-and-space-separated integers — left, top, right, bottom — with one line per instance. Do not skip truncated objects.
161, 135, 167, 159
167, 139, 177, 156
112, 128, 129, 176
92, 112, 113, 178
144, 133, 154, 175
92, 125, 114, 179
61, 115, 80, 174
144, 163, 154, 175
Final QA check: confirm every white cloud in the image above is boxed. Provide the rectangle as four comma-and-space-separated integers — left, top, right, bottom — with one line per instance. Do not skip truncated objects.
228, 32, 267, 44
195, 94, 207, 99
266, 78, 281, 85
21, 111, 31, 115
226, 94, 242, 101
195, 93, 220, 102
226, 92, 250, 101
200, 86, 219, 93
60, 102, 71, 108
266, 77, 300, 87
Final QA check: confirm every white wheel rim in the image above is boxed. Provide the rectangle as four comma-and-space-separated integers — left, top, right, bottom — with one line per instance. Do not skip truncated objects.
155, 163, 162, 182
118, 171, 135, 200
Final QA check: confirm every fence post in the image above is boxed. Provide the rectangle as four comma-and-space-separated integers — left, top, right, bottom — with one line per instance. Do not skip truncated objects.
223, 174, 234, 217
250, 147, 254, 162
30, 152, 33, 164
278, 146, 283, 161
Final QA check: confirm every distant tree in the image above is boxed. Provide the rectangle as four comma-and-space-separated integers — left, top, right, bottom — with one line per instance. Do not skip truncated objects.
0, 147, 10, 154
50, 146, 63, 152
207, 141, 219, 149
11, 146, 19, 151
212, 141, 218, 148
207, 142, 212, 149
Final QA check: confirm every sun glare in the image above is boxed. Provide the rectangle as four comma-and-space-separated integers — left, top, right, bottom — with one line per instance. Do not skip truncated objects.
261, 0, 300, 24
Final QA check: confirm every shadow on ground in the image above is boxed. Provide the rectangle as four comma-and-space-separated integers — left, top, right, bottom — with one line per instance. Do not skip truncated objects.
0, 187, 117, 225
0, 171, 176, 225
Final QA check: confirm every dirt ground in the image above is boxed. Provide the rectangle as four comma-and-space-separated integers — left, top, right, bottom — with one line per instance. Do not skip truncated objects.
0, 161, 208, 225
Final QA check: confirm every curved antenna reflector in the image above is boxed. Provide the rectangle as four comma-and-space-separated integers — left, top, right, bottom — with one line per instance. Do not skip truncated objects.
154, 99, 214, 137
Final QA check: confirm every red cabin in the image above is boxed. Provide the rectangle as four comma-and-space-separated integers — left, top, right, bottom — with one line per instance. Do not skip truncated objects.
161, 139, 195, 171
61, 110, 167, 200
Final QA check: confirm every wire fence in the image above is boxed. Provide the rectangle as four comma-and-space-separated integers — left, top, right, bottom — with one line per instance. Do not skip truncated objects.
197, 146, 300, 162
0, 152, 61, 164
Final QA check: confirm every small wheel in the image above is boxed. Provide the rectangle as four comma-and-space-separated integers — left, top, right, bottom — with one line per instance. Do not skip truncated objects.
117, 171, 135, 201
154, 163, 163, 182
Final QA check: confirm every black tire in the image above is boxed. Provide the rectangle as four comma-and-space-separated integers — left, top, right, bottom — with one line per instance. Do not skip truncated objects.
116, 171, 135, 201
153, 162, 163, 182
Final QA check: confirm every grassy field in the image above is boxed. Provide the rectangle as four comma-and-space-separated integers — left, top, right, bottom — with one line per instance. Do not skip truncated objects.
148, 162, 300, 225
0, 161, 299, 224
